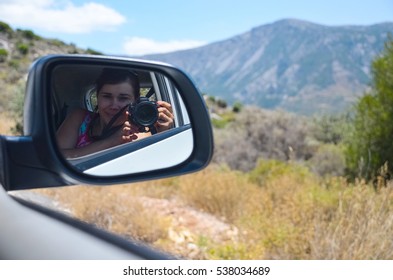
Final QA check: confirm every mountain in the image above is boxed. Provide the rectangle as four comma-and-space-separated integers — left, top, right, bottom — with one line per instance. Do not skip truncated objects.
143, 19, 393, 115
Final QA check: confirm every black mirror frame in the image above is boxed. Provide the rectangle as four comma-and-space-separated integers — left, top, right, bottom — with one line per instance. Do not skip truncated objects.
0, 54, 213, 191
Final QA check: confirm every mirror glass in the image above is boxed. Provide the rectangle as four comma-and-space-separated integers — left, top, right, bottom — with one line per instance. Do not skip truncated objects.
51, 63, 193, 177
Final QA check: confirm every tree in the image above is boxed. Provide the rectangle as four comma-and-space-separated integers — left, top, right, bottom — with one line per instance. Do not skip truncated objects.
312, 114, 350, 145
345, 36, 393, 180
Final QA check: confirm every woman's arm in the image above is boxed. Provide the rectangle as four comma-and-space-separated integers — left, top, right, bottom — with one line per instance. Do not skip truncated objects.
56, 108, 115, 158
57, 109, 151, 159
56, 108, 87, 155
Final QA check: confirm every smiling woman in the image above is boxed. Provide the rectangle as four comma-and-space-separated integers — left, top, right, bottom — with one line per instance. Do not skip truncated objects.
56, 68, 161, 158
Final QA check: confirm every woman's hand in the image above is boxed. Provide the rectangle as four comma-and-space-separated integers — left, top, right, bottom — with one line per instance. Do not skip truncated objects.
119, 111, 151, 143
155, 101, 174, 133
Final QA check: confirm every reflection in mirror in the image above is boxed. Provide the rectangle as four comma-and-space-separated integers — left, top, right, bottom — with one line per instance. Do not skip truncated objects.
51, 63, 193, 177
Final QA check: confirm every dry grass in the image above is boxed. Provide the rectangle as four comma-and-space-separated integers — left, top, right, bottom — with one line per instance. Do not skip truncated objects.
0, 112, 15, 135
177, 165, 259, 223
37, 185, 172, 244
310, 182, 393, 259
33, 162, 393, 260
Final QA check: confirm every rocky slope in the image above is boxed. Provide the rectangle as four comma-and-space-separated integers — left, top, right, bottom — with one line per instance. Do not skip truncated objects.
143, 19, 393, 115
0, 21, 99, 113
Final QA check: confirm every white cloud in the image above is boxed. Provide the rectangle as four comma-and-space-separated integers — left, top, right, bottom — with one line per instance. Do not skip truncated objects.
123, 37, 207, 56
0, 0, 126, 33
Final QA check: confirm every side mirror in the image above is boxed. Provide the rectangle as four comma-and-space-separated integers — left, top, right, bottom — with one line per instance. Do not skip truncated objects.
0, 55, 213, 190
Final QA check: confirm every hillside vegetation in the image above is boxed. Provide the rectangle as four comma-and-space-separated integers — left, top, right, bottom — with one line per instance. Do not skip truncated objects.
0, 21, 100, 131
2, 21, 393, 259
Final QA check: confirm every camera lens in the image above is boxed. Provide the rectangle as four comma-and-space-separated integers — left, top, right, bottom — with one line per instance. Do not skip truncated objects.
133, 102, 158, 127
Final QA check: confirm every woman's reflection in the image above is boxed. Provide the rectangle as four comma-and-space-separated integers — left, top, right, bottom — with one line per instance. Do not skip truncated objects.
56, 68, 174, 158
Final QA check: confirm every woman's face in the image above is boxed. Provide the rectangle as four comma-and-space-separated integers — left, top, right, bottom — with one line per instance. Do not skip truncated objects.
97, 81, 135, 126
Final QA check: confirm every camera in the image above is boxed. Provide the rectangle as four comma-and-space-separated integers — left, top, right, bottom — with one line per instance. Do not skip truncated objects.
128, 97, 159, 131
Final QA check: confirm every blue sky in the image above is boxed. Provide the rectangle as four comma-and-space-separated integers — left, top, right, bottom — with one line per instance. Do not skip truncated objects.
0, 0, 392, 55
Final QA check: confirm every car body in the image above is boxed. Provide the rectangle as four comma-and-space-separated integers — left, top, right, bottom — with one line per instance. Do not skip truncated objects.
0, 54, 213, 259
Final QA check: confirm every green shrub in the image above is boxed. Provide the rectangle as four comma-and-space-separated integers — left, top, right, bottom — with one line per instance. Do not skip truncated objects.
312, 114, 350, 145
49, 39, 66, 47
86, 48, 103, 55
8, 59, 20, 69
0, 48, 8, 62
249, 159, 311, 187
0, 21, 13, 35
232, 101, 243, 113
216, 98, 227, 108
17, 43, 29, 55
17, 29, 41, 40
211, 111, 235, 128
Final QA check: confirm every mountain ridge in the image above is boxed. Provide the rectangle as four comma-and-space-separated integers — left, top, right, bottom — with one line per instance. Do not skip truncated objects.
142, 19, 393, 115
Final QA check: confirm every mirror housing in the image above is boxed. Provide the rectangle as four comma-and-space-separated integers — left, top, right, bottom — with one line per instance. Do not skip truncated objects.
0, 54, 213, 191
